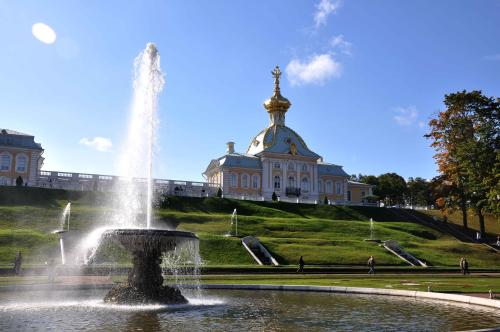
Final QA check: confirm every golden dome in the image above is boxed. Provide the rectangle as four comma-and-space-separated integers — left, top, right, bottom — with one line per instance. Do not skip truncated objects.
263, 66, 291, 113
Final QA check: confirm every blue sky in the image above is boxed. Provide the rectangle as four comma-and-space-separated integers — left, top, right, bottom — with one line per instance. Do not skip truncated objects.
1, 1, 499, 181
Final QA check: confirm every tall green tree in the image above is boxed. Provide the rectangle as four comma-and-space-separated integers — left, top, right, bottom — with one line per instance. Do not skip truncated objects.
375, 173, 407, 206
426, 90, 499, 234
407, 177, 432, 207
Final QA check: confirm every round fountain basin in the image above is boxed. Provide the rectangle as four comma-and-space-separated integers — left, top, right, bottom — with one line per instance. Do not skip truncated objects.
101, 228, 198, 253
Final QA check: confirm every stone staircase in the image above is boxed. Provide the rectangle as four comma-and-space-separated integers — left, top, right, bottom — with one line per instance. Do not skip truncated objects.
241, 236, 279, 266
383, 240, 427, 267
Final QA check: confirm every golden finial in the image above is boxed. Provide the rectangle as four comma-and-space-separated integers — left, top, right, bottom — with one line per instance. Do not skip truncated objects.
263, 65, 291, 124
271, 65, 281, 95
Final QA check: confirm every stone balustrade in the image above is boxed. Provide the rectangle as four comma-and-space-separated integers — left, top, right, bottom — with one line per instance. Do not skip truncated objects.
35, 170, 219, 197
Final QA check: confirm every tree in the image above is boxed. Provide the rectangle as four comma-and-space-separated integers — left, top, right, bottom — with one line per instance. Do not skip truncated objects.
15, 176, 23, 187
359, 175, 379, 187
407, 177, 432, 207
216, 187, 223, 198
375, 173, 407, 206
426, 90, 499, 234
323, 195, 329, 205
272, 191, 278, 202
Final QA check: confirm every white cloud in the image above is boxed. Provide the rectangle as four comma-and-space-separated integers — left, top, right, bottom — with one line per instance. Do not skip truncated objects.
393, 105, 418, 126
483, 54, 500, 61
286, 54, 341, 86
79, 137, 113, 152
314, 0, 341, 28
330, 34, 352, 55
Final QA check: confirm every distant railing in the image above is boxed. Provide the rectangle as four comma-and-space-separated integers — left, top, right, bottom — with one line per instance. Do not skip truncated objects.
35, 170, 219, 197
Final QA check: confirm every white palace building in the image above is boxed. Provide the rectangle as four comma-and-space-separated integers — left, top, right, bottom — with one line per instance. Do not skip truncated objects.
203, 66, 373, 204
1, 66, 373, 205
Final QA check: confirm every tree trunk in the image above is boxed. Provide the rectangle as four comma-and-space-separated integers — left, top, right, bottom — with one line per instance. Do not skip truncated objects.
460, 195, 468, 229
478, 209, 486, 238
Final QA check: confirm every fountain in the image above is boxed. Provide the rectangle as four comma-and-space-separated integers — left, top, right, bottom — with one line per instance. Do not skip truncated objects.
363, 218, 380, 242
52, 201, 71, 264
231, 208, 238, 236
82, 43, 199, 305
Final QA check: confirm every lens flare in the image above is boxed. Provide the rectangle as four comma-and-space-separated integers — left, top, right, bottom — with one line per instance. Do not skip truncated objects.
32, 22, 57, 44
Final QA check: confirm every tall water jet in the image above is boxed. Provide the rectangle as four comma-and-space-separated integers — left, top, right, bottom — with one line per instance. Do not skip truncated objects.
80, 43, 199, 305
52, 201, 71, 264
113, 43, 164, 229
231, 208, 238, 236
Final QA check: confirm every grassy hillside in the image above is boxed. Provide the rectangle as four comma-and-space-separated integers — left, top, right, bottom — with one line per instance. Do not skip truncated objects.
421, 209, 499, 236
0, 187, 498, 268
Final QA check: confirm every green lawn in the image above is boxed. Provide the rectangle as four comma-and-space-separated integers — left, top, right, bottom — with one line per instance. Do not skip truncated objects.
0, 187, 498, 268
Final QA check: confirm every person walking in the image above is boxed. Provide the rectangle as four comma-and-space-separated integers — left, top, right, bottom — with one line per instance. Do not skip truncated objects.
367, 256, 376, 275
463, 257, 470, 275
459, 257, 465, 275
14, 251, 22, 275
297, 256, 304, 273
460, 257, 470, 275
47, 258, 56, 283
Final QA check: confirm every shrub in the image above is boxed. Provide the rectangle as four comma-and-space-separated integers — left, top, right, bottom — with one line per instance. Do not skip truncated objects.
16, 176, 23, 187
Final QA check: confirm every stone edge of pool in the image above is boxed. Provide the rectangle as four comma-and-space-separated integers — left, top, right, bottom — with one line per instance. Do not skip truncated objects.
1, 283, 499, 310
202, 284, 500, 310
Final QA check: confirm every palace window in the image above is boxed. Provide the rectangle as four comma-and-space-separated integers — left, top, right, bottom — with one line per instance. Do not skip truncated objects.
301, 164, 308, 172
252, 175, 259, 189
0, 153, 12, 171
318, 180, 323, 192
287, 176, 295, 188
273, 176, 281, 190
326, 180, 333, 194
301, 177, 309, 191
288, 162, 294, 171
15, 154, 27, 173
230, 173, 237, 187
335, 181, 343, 195
273, 162, 281, 169
241, 174, 248, 188
347, 191, 351, 201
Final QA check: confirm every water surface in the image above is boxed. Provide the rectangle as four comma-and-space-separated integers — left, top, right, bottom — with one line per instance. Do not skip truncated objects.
0, 288, 499, 331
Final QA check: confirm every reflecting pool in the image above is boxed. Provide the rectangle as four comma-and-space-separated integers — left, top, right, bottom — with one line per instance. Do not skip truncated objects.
1, 288, 499, 331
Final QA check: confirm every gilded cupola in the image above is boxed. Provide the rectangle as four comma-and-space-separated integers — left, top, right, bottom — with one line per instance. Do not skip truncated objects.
263, 66, 291, 126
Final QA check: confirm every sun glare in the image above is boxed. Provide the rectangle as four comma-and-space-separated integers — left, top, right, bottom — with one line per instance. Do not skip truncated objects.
32, 22, 56, 44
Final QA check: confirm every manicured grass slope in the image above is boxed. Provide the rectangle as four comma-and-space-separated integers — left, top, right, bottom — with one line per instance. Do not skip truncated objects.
0, 188, 498, 267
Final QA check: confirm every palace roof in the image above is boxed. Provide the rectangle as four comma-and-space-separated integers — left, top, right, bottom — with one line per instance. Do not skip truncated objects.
317, 163, 349, 177
246, 124, 320, 159
204, 153, 262, 175
0, 129, 43, 150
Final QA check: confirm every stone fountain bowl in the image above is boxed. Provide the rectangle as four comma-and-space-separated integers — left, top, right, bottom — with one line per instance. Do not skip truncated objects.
101, 228, 198, 253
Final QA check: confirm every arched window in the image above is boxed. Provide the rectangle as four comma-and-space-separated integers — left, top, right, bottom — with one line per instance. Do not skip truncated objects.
0, 153, 11, 171
230, 173, 237, 187
273, 162, 281, 169
301, 164, 308, 172
301, 177, 309, 191
252, 175, 259, 189
273, 176, 281, 189
326, 180, 333, 194
288, 162, 294, 171
335, 181, 343, 194
15, 154, 27, 173
318, 180, 323, 192
288, 176, 295, 188
241, 174, 248, 188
